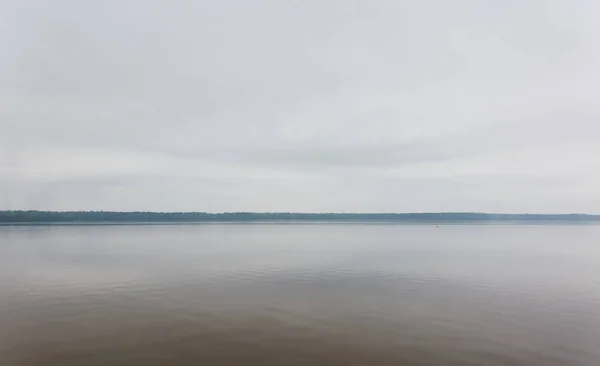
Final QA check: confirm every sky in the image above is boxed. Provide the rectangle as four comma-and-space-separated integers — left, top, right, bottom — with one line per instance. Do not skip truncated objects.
1, 0, 599, 213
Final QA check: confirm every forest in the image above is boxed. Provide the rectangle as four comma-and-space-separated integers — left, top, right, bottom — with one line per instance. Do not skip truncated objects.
1, 211, 598, 223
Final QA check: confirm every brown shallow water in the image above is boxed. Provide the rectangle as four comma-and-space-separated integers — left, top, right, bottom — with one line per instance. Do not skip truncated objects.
1, 223, 599, 366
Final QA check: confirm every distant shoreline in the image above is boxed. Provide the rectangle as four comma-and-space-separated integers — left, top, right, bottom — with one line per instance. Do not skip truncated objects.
1, 211, 599, 223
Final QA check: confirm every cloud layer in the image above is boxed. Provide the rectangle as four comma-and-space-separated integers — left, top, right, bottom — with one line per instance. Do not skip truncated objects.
2, 0, 599, 212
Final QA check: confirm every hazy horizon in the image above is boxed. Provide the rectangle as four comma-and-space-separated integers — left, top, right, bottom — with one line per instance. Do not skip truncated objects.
2, 210, 600, 214
5, 209, 600, 220
2, 1, 600, 213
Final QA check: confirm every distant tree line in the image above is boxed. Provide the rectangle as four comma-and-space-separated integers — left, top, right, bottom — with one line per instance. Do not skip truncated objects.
0, 211, 598, 223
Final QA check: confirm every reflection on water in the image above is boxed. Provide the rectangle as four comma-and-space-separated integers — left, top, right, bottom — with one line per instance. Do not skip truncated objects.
1, 223, 600, 366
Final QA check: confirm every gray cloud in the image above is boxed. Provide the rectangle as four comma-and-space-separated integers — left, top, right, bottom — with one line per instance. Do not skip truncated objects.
1, 0, 599, 212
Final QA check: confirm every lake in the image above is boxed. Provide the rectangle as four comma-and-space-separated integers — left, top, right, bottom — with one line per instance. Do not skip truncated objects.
1, 223, 599, 365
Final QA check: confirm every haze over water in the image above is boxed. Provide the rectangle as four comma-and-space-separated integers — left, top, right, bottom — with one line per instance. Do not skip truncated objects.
1, 223, 599, 366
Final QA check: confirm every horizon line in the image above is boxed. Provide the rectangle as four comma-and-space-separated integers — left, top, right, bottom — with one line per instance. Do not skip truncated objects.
1, 210, 599, 216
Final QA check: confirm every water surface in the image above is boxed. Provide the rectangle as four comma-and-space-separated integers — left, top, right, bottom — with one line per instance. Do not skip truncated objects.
1, 223, 599, 365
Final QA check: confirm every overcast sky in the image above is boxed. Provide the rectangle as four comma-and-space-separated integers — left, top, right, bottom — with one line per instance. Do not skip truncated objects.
1, 0, 599, 213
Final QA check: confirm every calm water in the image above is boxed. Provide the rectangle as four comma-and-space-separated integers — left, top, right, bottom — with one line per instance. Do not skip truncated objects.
1, 223, 599, 366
